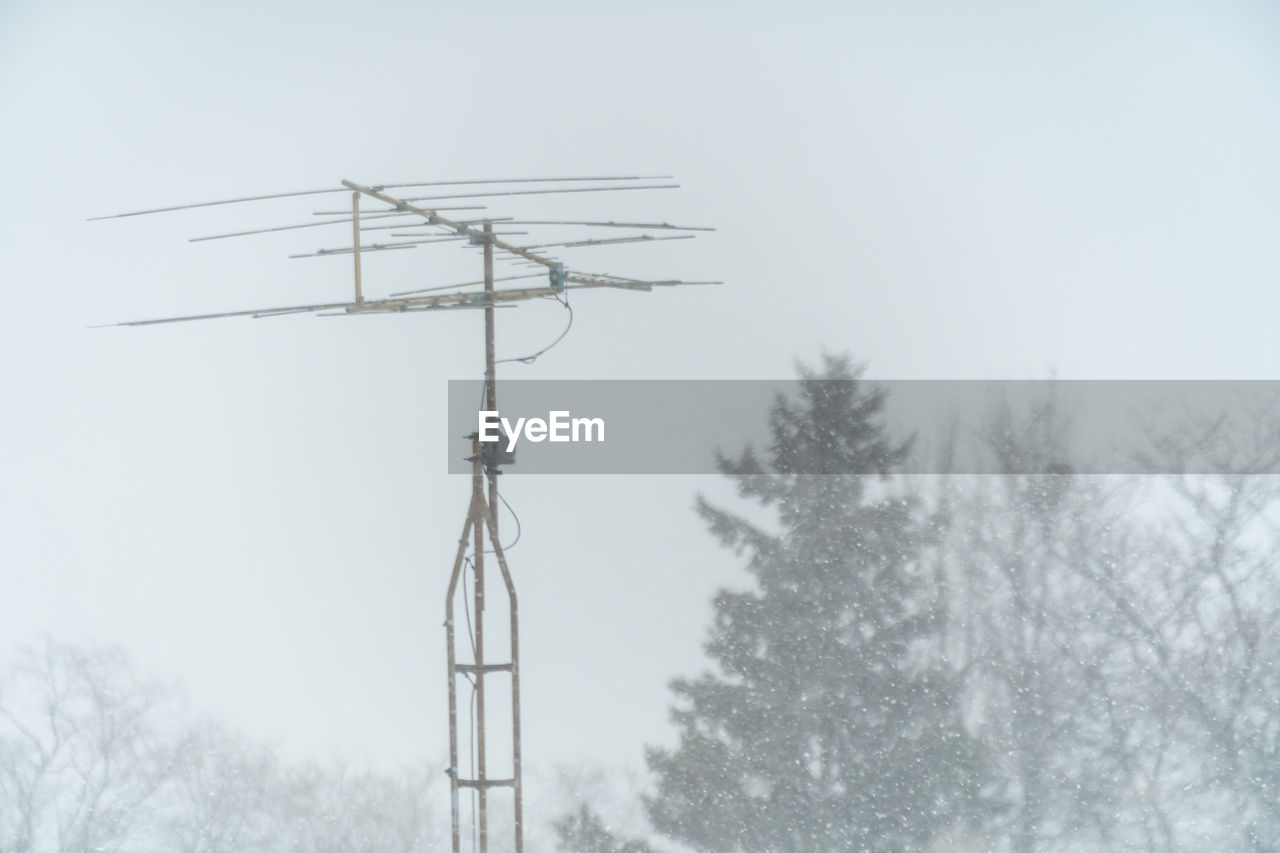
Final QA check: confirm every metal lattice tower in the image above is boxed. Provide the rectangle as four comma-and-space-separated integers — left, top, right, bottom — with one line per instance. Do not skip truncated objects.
93, 175, 716, 853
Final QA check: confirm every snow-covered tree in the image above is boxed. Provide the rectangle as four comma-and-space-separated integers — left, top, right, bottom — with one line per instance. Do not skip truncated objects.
645, 355, 982, 852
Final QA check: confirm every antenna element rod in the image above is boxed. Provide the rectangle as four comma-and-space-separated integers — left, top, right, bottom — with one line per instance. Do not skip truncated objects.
352, 193, 363, 303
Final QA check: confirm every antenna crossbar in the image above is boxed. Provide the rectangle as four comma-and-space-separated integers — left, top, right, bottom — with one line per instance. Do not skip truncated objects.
342, 180, 564, 273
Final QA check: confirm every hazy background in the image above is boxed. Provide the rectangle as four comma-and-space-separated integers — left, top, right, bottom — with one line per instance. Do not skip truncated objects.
2, 0, 1278, 797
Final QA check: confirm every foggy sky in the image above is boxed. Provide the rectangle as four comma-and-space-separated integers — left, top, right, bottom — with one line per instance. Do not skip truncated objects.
2, 0, 1278, 782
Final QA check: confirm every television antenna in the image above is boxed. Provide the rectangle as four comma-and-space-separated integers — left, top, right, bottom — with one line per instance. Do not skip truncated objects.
92, 175, 717, 853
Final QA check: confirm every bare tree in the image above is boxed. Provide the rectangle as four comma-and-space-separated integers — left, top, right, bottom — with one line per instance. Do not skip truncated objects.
938, 398, 1153, 853
1117, 473, 1280, 847
161, 719, 280, 853
0, 638, 183, 853
0, 638, 446, 853
276, 759, 444, 853
1048, 390, 1280, 851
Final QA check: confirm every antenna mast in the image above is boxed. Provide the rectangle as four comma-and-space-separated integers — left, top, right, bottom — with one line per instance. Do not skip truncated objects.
93, 175, 716, 852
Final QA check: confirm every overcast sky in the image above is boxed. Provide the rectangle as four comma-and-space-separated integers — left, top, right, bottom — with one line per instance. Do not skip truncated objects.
2, 0, 1279, 798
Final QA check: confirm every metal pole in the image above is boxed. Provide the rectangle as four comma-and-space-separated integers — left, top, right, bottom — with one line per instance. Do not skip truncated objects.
484, 222, 498, 524
480, 222, 497, 853
446, 506, 475, 853
511, 570, 524, 853
477, 495, 523, 853
474, 221, 497, 853
445, 221, 524, 853
481, 221, 524, 853
472, 443, 488, 853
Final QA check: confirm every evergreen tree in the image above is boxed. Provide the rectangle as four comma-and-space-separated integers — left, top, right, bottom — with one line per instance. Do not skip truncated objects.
645, 355, 981, 852
555, 804, 655, 853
